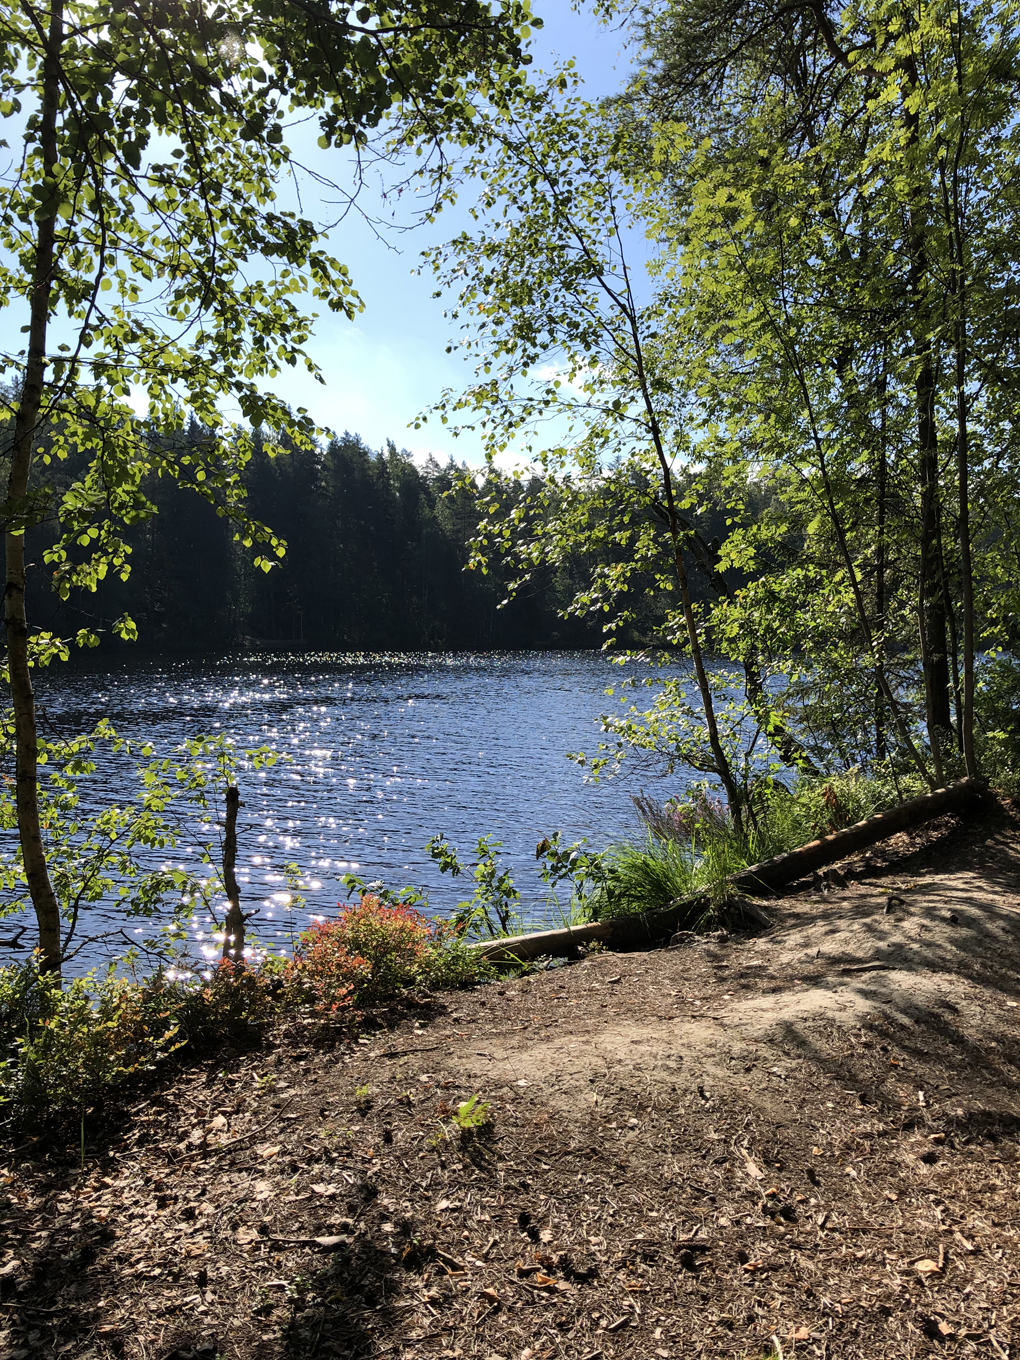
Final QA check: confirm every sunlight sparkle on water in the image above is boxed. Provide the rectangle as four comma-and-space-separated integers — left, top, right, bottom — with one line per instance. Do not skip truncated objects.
30, 652, 688, 974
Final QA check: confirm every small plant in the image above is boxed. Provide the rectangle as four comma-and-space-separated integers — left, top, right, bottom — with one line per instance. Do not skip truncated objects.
427, 834, 523, 938
0, 957, 185, 1116
354, 1083, 372, 1113
452, 1093, 491, 1131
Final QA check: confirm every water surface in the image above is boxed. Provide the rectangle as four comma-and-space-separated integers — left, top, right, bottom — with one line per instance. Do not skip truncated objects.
25, 651, 690, 970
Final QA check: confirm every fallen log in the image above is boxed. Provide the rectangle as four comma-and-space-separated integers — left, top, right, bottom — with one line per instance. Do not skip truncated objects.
470, 777, 984, 964
731, 776, 984, 895
471, 920, 614, 965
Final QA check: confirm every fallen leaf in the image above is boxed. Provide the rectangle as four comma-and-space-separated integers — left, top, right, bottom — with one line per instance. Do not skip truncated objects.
310, 1183, 339, 1196
0, 1260, 19, 1278
208, 1115, 228, 1132
885, 1191, 899, 1202
743, 1157, 764, 1180
269, 1234, 352, 1250
741, 1259, 766, 1273
915, 1258, 942, 1275
253, 1179, 274, 1201
539, 1227, 554, 1242
812, 1146, 823, 1156
259, 1144, 282, 1159
235, 1226, 259, 1245
604, 1316, 629, 1332
481, 1287, 501, 1303
789, 1328, 811, 1342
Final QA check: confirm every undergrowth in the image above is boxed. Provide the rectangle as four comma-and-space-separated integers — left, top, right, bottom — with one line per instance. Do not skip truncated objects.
587, 769, 927, 924
0, 894, 488, 1122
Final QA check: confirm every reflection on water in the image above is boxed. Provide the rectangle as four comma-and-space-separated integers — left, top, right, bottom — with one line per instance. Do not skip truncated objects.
23, 651, 690, 971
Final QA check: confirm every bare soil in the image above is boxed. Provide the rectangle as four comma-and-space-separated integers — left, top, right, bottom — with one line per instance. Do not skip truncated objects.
2, 802, 1019, 1360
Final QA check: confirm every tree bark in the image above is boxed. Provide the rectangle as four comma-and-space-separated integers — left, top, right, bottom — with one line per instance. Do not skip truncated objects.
903, 91, 953, 773
875, 369, 888, 761
221, 785, 246, 965
4, 0, 64, 976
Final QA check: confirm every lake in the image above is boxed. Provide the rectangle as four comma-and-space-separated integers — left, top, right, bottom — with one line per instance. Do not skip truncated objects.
25, 651, 693, 971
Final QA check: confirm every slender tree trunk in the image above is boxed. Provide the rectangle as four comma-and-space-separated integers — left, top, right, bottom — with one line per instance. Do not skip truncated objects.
955, 303, 976, 777
916, 603, 945, 784
903, 93, 953, 770
4, 1, 64, 975
916, 370, 953, 763
945, 30, 977, 778
628, 348, 744, 826
669, 533, 744, 827
875, 371, 888, 762
221, 785, 247, 965
942, 558, 963, 751
680, 520, 822, 777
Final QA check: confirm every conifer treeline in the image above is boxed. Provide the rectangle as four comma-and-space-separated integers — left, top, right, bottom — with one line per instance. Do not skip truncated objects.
53, 425, 606, 652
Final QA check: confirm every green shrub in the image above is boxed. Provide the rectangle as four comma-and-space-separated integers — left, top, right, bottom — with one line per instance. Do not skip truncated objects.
0, 959, 183, 1115
0, 954, 281, 1117
143, 958, 279, 1045
0, 897, 488, 1117
588, 836, 700, 923
976, 653, 1020, 794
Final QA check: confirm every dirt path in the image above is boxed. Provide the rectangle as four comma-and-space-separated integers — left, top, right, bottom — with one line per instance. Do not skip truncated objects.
2, 806, 1019, 1360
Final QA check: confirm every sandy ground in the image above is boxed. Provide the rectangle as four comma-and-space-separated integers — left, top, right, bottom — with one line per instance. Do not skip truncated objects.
1, 802, 1019, 1360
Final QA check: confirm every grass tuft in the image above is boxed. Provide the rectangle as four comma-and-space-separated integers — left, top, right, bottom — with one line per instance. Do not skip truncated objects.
586, 770, 928, 926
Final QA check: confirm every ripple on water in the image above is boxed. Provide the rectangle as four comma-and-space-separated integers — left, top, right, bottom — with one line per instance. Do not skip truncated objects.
24, 651, 694, 972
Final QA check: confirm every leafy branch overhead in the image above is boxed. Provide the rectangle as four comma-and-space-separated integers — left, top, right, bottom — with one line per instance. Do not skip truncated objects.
417, 0, 1020, 806
0, 0, 541, 974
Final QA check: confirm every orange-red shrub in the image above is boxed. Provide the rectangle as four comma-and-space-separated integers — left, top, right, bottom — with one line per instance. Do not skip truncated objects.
285, 894, 483, 1015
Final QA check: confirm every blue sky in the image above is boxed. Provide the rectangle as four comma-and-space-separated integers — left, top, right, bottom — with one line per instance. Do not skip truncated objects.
273, 2, 638, 465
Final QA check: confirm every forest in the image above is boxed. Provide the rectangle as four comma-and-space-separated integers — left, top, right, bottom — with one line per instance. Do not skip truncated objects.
26, 423, 610, 652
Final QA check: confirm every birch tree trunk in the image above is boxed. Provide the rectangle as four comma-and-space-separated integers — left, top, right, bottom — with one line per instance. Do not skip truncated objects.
4, 0, 64, 976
